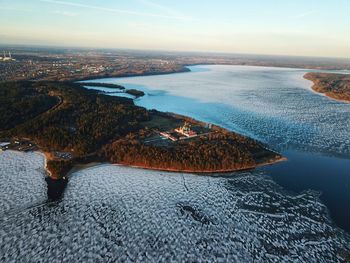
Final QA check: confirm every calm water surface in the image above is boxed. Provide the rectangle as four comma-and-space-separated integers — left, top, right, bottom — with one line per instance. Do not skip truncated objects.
86, 65, 350, 232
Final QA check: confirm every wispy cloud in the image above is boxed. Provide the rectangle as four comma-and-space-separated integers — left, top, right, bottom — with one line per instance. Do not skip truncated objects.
294, 10, 319, 19
52, 10, 78, 17
37, 0, 190, 20
0, 6, 33, 12
136, 0, 183, 17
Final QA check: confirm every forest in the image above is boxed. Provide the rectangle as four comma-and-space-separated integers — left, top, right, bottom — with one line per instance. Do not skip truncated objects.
0, 81, 59, 130
101, 130, 278, 172
0, 81, 149, 155
0, 81, 149, 177
0, 80, 281, 178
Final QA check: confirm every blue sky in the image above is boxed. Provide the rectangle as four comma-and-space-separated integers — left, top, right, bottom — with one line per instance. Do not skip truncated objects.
1, 0, 350, 57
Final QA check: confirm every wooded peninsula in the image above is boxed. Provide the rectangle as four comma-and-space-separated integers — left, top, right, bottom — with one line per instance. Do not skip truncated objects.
0, 81, 283, 179
304, 72, 350, 103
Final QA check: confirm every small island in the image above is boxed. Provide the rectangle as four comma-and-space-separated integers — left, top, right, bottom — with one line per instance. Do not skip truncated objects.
125, 89, 145, 98
304, 72, 350, 102
81, 82, 125, 90
79, 82, 145, 98
0, 81, 284, 180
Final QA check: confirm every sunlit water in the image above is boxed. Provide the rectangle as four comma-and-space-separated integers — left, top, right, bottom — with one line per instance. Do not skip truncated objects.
1, 65, 350, 262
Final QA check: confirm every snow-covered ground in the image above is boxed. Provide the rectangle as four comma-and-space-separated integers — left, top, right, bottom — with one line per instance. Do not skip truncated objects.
1, 151, 349, 262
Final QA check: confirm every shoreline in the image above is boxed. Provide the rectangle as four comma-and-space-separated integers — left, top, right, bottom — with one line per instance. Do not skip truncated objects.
71, 67, 191, 82
74, 64, 335, 84
112, 156, 287, 175
1, 71, 286, 179
3, 149, 285, 178
73, 65, 350, 84
2, 111, 285, 179
304, 73, 350, 103
63, 156, 287, 178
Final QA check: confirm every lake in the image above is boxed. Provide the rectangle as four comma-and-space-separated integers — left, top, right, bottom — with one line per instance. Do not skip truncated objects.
85, 65, 350, 232
1, 65, 350, 262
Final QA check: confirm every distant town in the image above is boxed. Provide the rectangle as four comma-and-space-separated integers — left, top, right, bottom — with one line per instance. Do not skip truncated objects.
1, 46, 350, 83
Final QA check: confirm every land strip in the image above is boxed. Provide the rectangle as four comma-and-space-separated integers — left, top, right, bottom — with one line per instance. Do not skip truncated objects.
0, 81, 284, 179
304, 72, 350, 102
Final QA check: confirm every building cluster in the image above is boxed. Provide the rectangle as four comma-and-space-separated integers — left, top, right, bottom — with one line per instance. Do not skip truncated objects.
0, 48, 185, 82
175, 122, 198, 138
160, 122, 199, 142
82, 65, 109, 74
0, 51, 15, 62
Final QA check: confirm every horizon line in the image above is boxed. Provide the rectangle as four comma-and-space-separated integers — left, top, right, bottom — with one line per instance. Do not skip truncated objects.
1, 42, 350, 61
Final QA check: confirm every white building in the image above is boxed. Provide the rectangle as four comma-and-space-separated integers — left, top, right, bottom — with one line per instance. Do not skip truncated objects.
0, 51, 15, 62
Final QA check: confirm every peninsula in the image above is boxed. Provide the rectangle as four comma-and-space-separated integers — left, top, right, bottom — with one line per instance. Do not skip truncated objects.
0, 81, 283, 179
304, 72, 350, 103
81, 82, 145, 98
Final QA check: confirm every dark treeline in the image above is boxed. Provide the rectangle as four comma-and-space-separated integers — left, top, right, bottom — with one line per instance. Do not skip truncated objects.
0, 81, 59, 130
0, 80, 280, 177
78, 82, 125, 90
101, 131, 274, 171
0, 81, 149, 155
125, 89, 145, 98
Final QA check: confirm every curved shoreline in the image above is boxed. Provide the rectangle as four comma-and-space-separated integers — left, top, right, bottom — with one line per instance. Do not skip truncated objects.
304, 72, 350, 103
64, 156, 287, 177
66, 67, 287, 177
73, 67, 191, 82
1, 69, 285, 179
112, 157, 287, 175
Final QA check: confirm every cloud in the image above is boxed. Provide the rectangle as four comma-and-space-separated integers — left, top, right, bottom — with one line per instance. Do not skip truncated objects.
52, 10, 78, 17
294, 10, 319, 19
136, 0, 183, 16
37, 0, 191, 20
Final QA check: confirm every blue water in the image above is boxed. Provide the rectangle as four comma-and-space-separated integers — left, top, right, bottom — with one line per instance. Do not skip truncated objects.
262, 151, 350, 231
83, 65, 350, 233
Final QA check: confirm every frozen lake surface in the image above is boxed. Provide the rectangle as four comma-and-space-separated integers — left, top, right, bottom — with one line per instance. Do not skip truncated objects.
91, 65, 350, 157
1, 65, 350, 262
85, 65, 350, 232
1, 151, 349, 262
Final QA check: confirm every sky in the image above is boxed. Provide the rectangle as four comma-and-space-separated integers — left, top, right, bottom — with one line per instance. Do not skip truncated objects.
1, 0, 350, 58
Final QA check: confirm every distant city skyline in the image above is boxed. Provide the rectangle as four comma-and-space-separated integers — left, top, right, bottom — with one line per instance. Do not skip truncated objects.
1, 0, 350, 58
